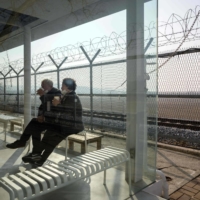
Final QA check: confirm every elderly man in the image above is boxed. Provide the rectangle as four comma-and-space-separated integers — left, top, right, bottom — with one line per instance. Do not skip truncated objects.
25, 78, 84, 167
6, 79, 61, 152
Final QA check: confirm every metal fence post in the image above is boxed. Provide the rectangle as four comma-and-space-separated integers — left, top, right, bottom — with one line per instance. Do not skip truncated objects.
31, 62, 44, 117
3, 76, 5, 110
9, 65, 23, 113
80, 46, 101, 132
0, 69, 13, 111
48, 55, 68, 90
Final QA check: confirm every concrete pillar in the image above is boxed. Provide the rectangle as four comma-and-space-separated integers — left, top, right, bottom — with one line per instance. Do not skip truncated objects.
24, 26, 32, 128
126, 0, 147, 183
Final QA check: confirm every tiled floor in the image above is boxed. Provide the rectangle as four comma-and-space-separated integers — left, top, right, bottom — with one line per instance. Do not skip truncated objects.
170, 176, 200, 200
0, 134, 165, 200
1, 111, 200, 199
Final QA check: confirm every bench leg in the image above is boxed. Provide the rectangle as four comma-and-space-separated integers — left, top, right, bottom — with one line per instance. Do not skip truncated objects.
81, 143, 85, 154
97, 139, 101, 150
65, 137, 68, 161
0, 181, 15, 200
4, 122, 7, 142
69, 140, 74, 151
10, 123, 14, 131
103, 170, 106, 185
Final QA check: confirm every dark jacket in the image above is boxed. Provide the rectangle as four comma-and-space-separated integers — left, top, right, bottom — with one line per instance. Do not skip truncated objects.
44, 91, 84, 137
38, 87, 61, 116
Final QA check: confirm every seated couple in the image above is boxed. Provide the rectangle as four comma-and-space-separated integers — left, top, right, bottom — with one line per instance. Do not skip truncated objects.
6, 78, 84, 167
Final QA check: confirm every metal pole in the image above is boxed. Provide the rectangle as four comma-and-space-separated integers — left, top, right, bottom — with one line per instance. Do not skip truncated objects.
4, 77, 5, 110
1, 70, 12, 111
17, 76, 19, 113
31, 62, 44, 118
24, 26, 31, 128
80, 46, 100, 132
34, 73, 36, 117
9, 65, 20, 113
57, 69, 60, 89
48, 55, 67, 90
90, 61, 93, 131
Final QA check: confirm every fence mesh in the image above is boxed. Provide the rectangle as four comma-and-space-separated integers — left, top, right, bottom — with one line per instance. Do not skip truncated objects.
0, 47, 199, 143
157, 50, 200, 121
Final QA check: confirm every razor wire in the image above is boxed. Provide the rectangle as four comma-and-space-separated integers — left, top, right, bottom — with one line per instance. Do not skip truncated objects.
148, 9, 200, 74
0, 5, 200, 73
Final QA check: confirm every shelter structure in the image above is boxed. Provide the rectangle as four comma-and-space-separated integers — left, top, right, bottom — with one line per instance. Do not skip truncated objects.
0, 0, 160, 198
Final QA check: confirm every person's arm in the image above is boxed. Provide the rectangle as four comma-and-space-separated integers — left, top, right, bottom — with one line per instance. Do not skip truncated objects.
44, 94, 74, 124
41, 90, 61, 114
37, 89, 61, 118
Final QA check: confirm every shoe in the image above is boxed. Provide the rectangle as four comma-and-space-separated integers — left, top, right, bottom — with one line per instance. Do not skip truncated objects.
6, 140, 26, 149
22, 153, 41, 164
32, 159, 46, 167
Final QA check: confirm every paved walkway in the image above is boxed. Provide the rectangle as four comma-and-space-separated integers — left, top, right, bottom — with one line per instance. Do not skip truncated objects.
0, 111, 200, 199
169, 175, 200, 200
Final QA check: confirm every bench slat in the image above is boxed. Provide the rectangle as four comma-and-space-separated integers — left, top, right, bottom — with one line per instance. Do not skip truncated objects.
99, 149, 125, 162
10, 175, 32, 198
44, 165, 69, 182
72, 157, 96, 174
1, 177, 24, 200
103, 148, 129, 161
0, 147, 131, 199
63, 160, 90, 176
77, 156, 101, 172
88, 152, 114, 166
65, 161, 86, 176
93, 151, 118, 163
37, 167, 62, 186
79, 154, 103, 171
85, 153, 110, 168
24, 171, 48, 192
56, 162, 84, 177
17, 173, 40, 196
30, 169, 55, 189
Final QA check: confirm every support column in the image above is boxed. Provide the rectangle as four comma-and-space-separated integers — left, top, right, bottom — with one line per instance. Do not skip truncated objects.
126, 0, 147, 183
24, 26, 31, 128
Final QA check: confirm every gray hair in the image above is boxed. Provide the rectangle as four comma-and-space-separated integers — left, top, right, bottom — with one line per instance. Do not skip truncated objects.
42, 79, 53, 87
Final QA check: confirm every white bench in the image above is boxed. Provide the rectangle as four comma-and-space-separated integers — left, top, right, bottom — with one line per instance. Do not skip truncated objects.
10, 119, 24, 132
0, 146, 131, 200
0, 115, 19, 142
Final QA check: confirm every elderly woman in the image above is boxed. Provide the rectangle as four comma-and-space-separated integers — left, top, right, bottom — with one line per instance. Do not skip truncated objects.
22, 78, 84, 167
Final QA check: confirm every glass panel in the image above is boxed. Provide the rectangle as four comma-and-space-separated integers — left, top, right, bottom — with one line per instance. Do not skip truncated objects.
0, 0, 157, 198
126, 0, 158, 193
145, 0, 158, 183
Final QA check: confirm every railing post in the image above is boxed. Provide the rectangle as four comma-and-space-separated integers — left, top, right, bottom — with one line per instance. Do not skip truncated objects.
80, 46, 101, 132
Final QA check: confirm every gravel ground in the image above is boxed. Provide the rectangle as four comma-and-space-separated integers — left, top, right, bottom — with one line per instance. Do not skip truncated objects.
154, 126, 200, 150
84, 116, 200, 150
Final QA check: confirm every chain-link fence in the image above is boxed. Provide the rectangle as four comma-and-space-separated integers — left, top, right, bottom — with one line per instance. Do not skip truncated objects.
157, 48, 200, 121
0, 46, 199, 137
